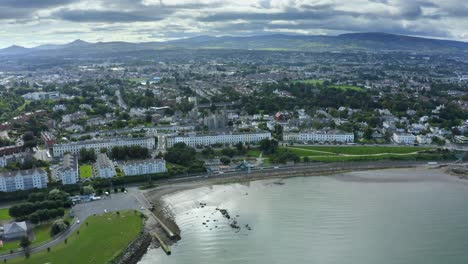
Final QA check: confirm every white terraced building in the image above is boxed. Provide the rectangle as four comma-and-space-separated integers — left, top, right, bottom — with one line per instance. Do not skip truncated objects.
53, 137, 155, 157
165, 132, 271, 148
284, 132, 355, 143
57, 154, 79, 185
93, 153, 117, 178
0, 168, 48, 192
121, 159, 167, 176
393, 133, 416, 144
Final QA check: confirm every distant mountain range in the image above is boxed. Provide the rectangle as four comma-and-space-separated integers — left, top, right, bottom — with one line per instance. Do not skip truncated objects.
1, 32, 467, 56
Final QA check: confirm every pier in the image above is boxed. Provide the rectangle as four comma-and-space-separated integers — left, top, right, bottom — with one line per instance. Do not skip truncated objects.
151, 232, 171, 255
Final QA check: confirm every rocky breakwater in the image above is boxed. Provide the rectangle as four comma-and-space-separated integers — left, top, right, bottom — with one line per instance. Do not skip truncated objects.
111, 231, 152, 264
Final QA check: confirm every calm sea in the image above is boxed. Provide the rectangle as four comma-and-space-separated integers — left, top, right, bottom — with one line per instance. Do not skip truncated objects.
139, 171, 468, 264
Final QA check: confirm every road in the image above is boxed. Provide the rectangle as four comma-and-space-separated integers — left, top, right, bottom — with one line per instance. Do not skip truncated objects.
115, 90, 128, 110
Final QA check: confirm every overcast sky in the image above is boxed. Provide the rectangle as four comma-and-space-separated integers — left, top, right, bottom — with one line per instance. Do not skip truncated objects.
0, 0, 467, 48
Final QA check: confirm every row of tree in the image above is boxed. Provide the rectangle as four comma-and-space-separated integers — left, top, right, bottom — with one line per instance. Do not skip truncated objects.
110, 146, 149, 160
9, 189, 70, 223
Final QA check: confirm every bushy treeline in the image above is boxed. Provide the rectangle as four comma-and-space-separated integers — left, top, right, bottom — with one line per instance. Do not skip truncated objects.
9, 189, 71, 223
110, 146, 149, 160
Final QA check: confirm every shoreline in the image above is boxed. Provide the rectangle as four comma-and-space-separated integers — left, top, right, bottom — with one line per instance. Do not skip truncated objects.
141, 161, 435, 243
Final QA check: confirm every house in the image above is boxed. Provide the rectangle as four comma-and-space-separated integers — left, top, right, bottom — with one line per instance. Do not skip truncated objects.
2, 221, 28, 240
57, 154, 79, 184
120, 159, 167, 176
93, 153, 116, 178
393, 133, 416, 144
0, 168, 48, 192
416, 135, 433, 145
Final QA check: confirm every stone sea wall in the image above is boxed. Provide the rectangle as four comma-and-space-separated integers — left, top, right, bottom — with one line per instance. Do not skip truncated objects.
111, 231, 152, 264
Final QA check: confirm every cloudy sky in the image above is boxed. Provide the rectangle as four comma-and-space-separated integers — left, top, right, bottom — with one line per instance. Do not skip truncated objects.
0, 0, 467, 48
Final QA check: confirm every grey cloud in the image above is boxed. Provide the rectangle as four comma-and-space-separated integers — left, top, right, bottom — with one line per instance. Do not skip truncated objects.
0, 0, 78, 8
54, 9, 170, 22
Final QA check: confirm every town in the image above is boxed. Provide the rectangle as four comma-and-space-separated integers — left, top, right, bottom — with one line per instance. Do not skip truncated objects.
0, 39, 467, 263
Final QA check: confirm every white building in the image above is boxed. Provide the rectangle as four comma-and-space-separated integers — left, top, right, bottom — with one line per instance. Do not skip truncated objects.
52, 104, 66, 112
22, 92, 60, 101
284, 131, 354, 143
416, 135, 432, 145
93, 153, 116, 178
57, 154, 79, 185
121, 159, 167, 176
393, 133, 416, 144
0, 153, 32, 168
165, 132, 271, 148
0, 168, 48, 192
53, 137, 155, 157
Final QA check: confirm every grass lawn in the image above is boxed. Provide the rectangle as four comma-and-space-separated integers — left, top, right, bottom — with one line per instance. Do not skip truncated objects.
307, 153, 440, 162
128, 77, 147, 83
246, 149, 261, 157
295, 79, 324, 85
287, 146, 431, 155
328, 85, 365, 92
0, 208, 11, 220
80, 165, 93, 179
8, 210, 144, 264
0, 240, 20, 254
281, 147, 334, 157
31, 223, 52, 245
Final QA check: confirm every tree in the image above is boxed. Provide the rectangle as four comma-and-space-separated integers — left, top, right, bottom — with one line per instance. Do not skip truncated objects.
363, 127, 373, 140
164, 143, 197, 166
82, 186, 95, 195
79, 148, 96, 163
50, 219, 69, 236
220, 157, 231, 165
259, 139, 278, 154
235, 142, 246, 154
22, 131, 37, 149
19, 236, 31, 251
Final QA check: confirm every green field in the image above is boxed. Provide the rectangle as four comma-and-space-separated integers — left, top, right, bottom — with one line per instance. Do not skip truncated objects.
8, 211, 143, 264
80, 165, 93, 179
246, 149, 261, 157
281, 145, 436, 163
287, 146, 431, 156
328, 85, 365, 91
0, 208, 11, 220
128, 77, 147, 83
307, 153, 441, 162
295, 79, 324, 85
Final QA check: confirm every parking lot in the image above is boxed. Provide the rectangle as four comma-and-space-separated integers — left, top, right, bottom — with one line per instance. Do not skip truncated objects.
72, 192, 143, 223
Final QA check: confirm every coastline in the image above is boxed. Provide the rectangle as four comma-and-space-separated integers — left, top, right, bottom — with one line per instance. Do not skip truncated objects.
141, 161, 438, 243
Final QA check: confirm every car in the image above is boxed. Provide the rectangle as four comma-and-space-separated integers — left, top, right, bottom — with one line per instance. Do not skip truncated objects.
140, 206, 145, 210
104, 209, 107, 213
76, 220, 80, 224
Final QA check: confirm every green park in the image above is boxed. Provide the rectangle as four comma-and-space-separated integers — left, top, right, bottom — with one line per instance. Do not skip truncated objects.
7, 210, 143, 264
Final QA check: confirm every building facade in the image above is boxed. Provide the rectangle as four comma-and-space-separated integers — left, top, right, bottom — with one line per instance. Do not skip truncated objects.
93, 153, 116, 178
0, 152, 32, 168
57, 154, 79, 184
0, 168, 48, 192
165, 132, 271, 148
284, 131, 355, 143
53, 137, 155, 157
121, 159, 167, 176
393, 133, 416, 144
